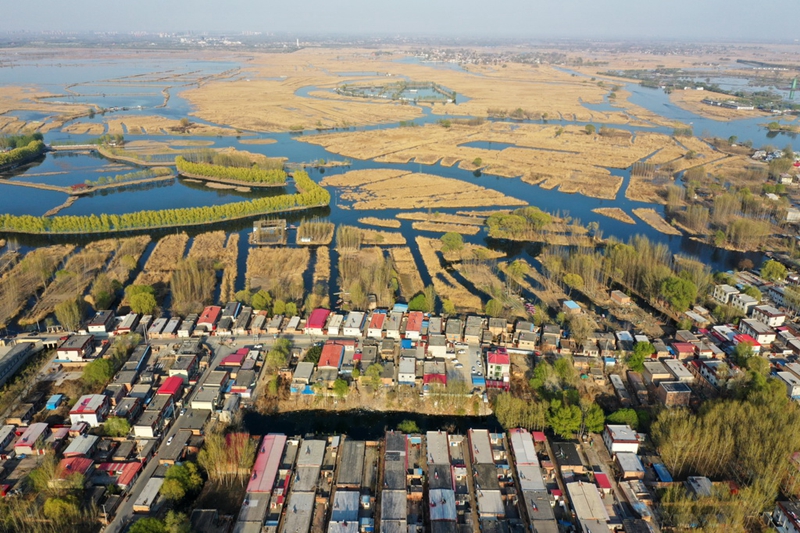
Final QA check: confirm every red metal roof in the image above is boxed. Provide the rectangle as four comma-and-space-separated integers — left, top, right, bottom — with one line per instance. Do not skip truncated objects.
307, 308, 331, 329
594, 473, 612, 490
97, 462, 142, 487
671, 342, 695, 353
221, 352, 246, 367
423, 374, 447, 385
247, 434, 286, 493
319, 342, 344, 368
157, 376, 184, 397
734, 334, 760, 346
59, 457, 94, 477
198, 306, 222, 325
487, 348, 510, 365
406, 311, 424, 332
69, 394, 106, 415
369, 313, 386, 329
532, 431, 547, 443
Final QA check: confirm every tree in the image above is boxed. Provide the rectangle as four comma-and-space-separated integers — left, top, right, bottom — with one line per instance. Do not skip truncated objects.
285, 301, 298, 316
562, 273, 584, 296
607, 408, 640, 429
553, 357, 577, 387
272, 299, 286, 316
267, 346, 287, 369
128, 291, 156, 315
529, 360, 555, 392
442, 299, 456, 315
304, 345, 322, 364
548, 399, 582, 438
743, 285, 761, 300
585, 124, 596, 135
440, 232, 463, 253
129, 517, 167, 533
332, 378, 349, 398
55, 296, 84, 332
234, 289, 252, 305
408, 293, 429, 312
165, 511, 191, 533
506, 259, 530, 281
734, 341, 755, 367
397, 419, 420, 433
104, 417, 131, 437
251, 289, 272, 311
83, 357, 115, 387
582, 403, 605, 433
660, 275, 697, 312
627, 342, 654, 372
472, 157, 483, 167
161, 462, 203, 501
567, 315, 593, 347
91, 273, 120, 310
761, 259, 787, 282
485, 299, 504, 317
43, 495, 80, 521
365, 363, 383, 389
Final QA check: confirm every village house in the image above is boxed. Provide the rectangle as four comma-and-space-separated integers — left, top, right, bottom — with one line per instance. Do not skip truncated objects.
603, 424, 639, 456
731, 293, 759, 316
70, 394, 110, 427
86, 310, 115, 336
753, 305, 786, 328
739, 319, 776, 345
656, 381, 692, 407
55, 335, 95, 363
485, 348, 510, 390
712, 284, 739, 305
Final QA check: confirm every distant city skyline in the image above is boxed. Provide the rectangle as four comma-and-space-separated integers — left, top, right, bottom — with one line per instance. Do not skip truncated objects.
1, 0, 797, 42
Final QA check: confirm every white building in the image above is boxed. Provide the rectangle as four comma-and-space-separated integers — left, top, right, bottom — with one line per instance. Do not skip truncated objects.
55, 335, 95, 362
752, 305, 786, 328
69, 394, 110, 427
731, 293, 759, 316
777, 372, 800, 400
398, 357, 416, 385
602, 424, 639, 455
739, 319, 776, 345
343, 312, 366, 338
712, 284, 739, 305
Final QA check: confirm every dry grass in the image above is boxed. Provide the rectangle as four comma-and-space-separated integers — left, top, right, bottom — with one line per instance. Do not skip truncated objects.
389, 247, 425, 300
625, 173, 672, 204
0, 245, 76, 327
670, 89, 767, 120
0, 85, 94, 133
169, 140, 215, 147
632, 208, 682, 236
61, 122, 106, 135
309, 246, 331, 309
21, 240, 118, 325
592, 207, 635, 224
104, 115, 241, 136
705, 155, 769, 190
411, 221, 481, 235
104, 236, 151, 284
186, 231, 239, 303
305, 122, 685, 200
396, 211, 486, 226
246, 247, 309, 302
131, 233, 190, 291
361, 229, 406, 246
415, 237, 482, 313
337, 246, 395, 309
296, 221, 335, 245
358, 217, 401, 229
320, 168, 524, 210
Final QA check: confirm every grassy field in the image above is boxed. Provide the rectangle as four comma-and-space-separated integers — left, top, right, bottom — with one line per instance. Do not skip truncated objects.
357, 217, 401, 229
415, 237, 483, 313
592, 207, 636, 224
308, 246, 331, 309
321, 168, 524, 210
246, 247, 310, 302
389, 247, 425, 301
670, 89, 767, 121
632, 208, 682, 235
185, 231, 240, 304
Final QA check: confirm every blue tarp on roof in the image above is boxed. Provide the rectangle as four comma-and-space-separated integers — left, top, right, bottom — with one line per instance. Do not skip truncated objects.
393, 303, 409, 313
564, 300, 580, 310
401, 339, 413, 349
653, 463, 673, 483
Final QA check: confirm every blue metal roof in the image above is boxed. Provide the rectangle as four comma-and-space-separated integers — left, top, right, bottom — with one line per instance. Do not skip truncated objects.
653, 463, 673, 483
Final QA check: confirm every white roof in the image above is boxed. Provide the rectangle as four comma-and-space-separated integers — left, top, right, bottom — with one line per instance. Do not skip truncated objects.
294, 362, 315, 382
426, 431, 450, 465
0, 424, 15, 445
663, 359, 693, 380
398, 357, 415, 375
63, 434, 98, 456
327, 314, 344, 328
616, 452, 644, 473
509, 429, 538, 466
778, 371, 800, 387
517, 465, 546, 491
134, 477, 164, 508
296, 439, 326, 467
344, 312, 365, 329
469, 429, 493, 465
566, 482, 610, 522
476, 489, 505, 517
606, 424, 637, 442
616, 331, 634, 342
429, 488, 457, 521
286, 316, 301, 330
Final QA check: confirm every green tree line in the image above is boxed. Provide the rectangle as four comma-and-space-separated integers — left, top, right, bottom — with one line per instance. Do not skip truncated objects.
0, 171, 330, 234
0, 132, 43, 149
176, 156, 286, 185
0, 140, 46, 168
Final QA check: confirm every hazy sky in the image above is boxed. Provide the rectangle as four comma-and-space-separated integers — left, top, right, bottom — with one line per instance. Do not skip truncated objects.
1, 0, 796, 41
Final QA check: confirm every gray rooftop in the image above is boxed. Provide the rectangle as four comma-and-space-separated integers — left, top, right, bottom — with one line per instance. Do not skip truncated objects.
337, 439, 365, 487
